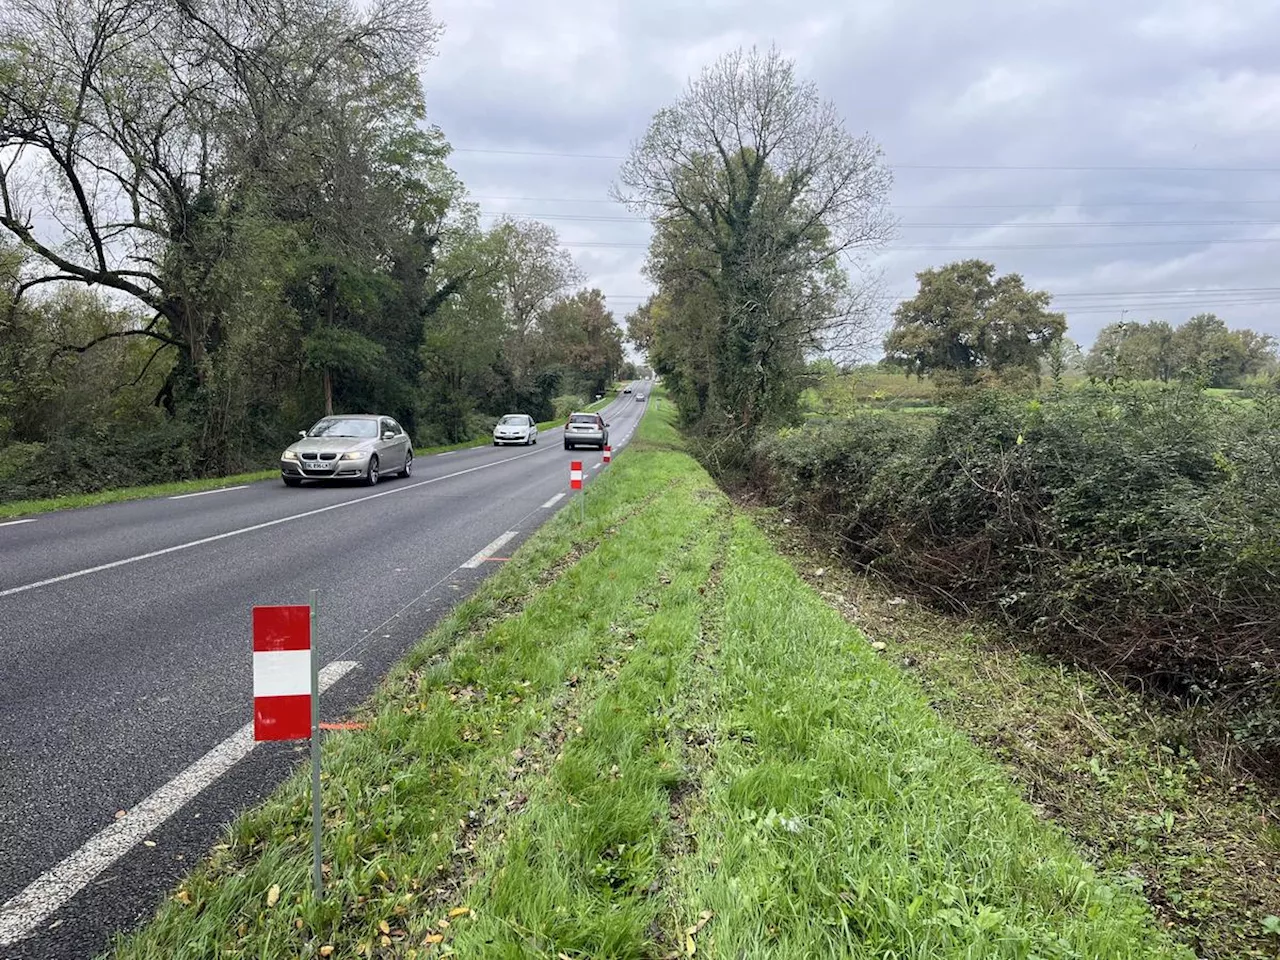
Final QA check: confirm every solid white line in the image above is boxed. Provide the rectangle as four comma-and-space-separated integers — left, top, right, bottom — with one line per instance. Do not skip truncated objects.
0, 518, 37, 528
167, 485, 249, 501
0, 449, 545, 600
540, 493, 565, 509
593, 463, 603, 470
460, 531, 518, 569
0, 659, 359, 946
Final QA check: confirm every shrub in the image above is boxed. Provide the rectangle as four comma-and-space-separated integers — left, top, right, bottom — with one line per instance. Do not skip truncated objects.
752, 384, 1280, 771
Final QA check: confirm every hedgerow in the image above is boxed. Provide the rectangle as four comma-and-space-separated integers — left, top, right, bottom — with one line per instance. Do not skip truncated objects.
752, 383, 1280, 773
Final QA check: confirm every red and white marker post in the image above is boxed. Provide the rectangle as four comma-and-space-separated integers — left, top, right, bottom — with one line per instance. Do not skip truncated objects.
570, 459, 585, 522
252, 592, 324, 899
603, 445, 611, 464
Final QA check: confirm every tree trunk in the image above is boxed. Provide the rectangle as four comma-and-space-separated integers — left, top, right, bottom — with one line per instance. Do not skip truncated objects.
323, 368, 333, 415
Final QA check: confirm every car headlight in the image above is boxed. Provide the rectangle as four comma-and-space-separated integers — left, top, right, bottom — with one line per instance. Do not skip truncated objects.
340, 451, 366, 460
282, 450, 299, 460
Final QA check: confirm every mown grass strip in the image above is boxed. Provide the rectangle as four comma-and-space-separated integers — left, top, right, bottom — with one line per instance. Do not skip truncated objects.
661, 514, 1192, 959
447, 478, 727, 957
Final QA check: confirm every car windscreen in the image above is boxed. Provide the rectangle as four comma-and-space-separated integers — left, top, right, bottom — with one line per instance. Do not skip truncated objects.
498, 415, 526, 425
308, 418, 378, 438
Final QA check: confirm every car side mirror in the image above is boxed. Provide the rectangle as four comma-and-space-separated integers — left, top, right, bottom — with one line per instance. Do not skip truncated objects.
605, 422, 611, 427
382, 431, 395, 441
298, 430, 307, 438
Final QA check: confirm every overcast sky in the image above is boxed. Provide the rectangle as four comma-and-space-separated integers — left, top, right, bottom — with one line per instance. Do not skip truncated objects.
422, 0, 1280, 354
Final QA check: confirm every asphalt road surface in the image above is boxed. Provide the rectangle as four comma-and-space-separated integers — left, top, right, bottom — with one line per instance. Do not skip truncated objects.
0, 388, 650, 960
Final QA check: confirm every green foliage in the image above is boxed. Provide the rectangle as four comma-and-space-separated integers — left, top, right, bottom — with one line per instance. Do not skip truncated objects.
753, 385, 1280, 773
1086, 314, 1277, 388
884, 259, 1067, 379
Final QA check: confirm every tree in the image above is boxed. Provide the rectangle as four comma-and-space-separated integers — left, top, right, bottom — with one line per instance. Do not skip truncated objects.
613, 45, 893, 437
488, 217, 583, 391
536, 289, 624, 398
0, 0, 438, 419
884, 259, 1066, 382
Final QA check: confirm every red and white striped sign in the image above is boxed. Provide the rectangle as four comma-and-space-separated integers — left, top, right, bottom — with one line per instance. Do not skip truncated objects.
570, 460, 583, 490
603, 445, 611, 464
252, 604, 313, 741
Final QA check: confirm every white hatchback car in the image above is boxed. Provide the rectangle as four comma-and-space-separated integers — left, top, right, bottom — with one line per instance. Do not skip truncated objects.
493, 414, 538, 446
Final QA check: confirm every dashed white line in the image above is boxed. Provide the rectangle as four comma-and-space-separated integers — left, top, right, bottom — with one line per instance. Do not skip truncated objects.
0, 449, 544, 600
592, 463, 603, 470
168, 485, 249, 501
460, 531, 519, 569
0, 518, 38, 528
0, 660, 360, 946
540, 493, 565, 509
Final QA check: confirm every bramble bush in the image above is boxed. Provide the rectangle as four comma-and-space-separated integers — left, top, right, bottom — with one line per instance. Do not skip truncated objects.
752, 383, 1280, 772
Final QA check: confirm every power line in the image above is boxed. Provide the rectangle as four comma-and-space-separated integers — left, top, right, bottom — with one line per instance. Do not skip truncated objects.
451, 146, 1280, 173
604, 286, 1280, 301
559, 237, 1280, 251
477, 210, 1280, 229
468, 194, 1280, 209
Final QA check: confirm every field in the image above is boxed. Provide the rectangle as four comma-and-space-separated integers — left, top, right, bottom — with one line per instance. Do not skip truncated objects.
106, 401, 1202, 960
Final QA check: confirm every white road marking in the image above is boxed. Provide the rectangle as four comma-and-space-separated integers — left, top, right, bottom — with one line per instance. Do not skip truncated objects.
436, 450, 457, 456
0, 660, 359, 946
541, 493, 565, 509
460, 531, 519, 569
0, 518, 38, 528
0, 449, 545, 600
593, 463, 603, 470
168, 484, 249, 501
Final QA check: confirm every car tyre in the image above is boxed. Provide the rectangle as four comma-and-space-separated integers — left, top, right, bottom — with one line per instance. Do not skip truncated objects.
564, 441, 571, 450
399, 450, 413, 478
365, 455, 380, 486
283, 476, 302, 487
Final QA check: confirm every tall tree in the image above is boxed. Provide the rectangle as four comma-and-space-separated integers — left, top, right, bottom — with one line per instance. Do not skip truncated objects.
884, 259, 1066, 382
614, 44, 893, 437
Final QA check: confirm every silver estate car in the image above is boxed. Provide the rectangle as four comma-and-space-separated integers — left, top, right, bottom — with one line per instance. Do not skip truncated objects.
280, 415, 413, 487
563, 412, 609, 450
493, 413, 538, 446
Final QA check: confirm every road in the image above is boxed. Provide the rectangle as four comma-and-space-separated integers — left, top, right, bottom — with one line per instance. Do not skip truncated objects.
0, 389, 649, 960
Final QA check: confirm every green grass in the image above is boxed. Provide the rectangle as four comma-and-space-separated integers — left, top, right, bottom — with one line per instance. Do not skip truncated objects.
755, 514, 1280, 959
107, 399, 1192, 960
0, 391, 625, 521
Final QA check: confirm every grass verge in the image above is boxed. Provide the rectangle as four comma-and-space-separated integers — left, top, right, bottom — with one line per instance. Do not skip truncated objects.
750, 510, 1280, 959
107, 402, 1194, 960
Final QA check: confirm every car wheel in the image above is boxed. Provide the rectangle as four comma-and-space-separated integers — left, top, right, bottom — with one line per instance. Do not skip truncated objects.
364, 455, 380, 486
399, 450, 413, 478
283, 476, 302, 487
564, 441, 571, 450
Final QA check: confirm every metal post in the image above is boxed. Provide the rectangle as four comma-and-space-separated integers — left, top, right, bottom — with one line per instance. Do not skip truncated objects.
309, 589, 323, 901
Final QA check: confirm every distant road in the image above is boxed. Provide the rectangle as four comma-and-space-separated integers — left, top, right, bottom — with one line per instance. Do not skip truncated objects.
0, 388, 648, 960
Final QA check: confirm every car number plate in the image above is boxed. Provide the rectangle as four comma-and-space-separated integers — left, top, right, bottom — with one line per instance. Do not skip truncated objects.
305, 460, 335, 470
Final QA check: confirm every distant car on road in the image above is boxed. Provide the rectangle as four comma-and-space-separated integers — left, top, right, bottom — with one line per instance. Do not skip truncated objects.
493, 413, 538, 446
564, 411, 609, 450
635, 392, 646, 401
280, 414, 412, 487
623, 386, 632, 394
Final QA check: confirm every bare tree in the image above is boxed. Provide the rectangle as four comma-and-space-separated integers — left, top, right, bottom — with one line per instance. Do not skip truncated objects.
613, 45, 894, 432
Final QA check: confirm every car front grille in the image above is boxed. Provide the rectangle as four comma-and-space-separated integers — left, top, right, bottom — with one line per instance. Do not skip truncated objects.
299, 452, 339, 461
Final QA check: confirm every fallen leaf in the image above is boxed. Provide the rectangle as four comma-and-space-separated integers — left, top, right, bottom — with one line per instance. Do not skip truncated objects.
114, 810, 127, 820
423, 933, 444, 944
381, 934, 392, 947
871, 641, 887, 652
437, 918, 450, 929
320, 947, 334, 957
685, 932, 696, 956
379, 920, 391, 935
295, 918, 304, 930
266, 884, 280, 908
173, 890, 191, 905
143, 840, 156, 848
447, 907, 471, 919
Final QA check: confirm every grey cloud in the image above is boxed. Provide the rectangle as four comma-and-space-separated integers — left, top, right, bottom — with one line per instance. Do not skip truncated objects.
427, 0, 1280, 349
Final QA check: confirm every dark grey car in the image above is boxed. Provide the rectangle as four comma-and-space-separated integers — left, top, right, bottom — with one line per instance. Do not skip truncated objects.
280, 414, 413, 486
